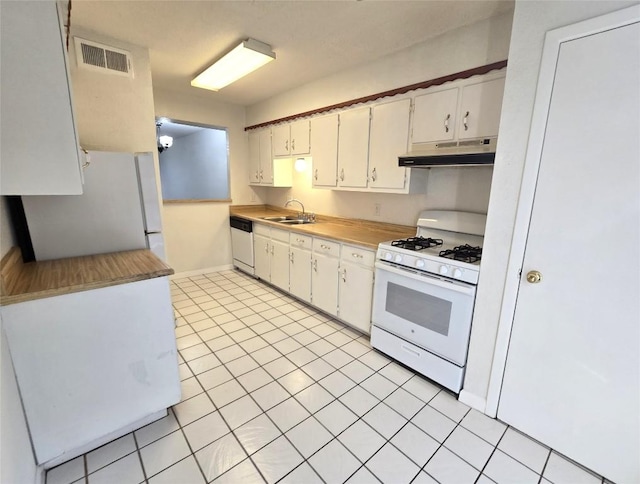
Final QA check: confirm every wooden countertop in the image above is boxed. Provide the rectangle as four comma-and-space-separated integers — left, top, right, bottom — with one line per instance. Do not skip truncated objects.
230, 205, 416, 250
0, 248, 174, 306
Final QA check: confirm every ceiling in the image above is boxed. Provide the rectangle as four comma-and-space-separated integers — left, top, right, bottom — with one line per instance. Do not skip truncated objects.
71, 0, 514, 107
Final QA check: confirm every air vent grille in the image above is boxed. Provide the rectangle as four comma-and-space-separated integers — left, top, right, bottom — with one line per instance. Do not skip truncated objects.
74, 37, 133, 78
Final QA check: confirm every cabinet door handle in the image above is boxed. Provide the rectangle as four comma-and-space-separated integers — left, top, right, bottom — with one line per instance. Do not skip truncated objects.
270, 245, 274, 255
352, 252, 363, 259
463, 111, 469, 131
265, 243, 269, 253
291, 139, 295, 151
290, 252, 294, 263
341, 268, 347, 283
285, 139, 289, 151
314, 169, 318, 181
444, 114, 450, 133
340, 168, 345, 181
313, 259, 317, 272
259, 169, 264, 180
371, 167, 377, 182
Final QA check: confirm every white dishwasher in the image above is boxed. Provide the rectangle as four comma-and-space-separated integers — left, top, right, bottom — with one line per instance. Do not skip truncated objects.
230, 216, 255, 275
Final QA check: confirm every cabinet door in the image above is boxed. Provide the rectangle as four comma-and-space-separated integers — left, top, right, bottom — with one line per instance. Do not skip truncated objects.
248, 131, 261, 184
270, 239, 290, 292
369, 99, 411, 190
311, 115, 339, 187
337, 108, 370, 188
412, 87, 459, 144
259, 129, 273, 184
0, 1, 83, 195
290, 247, 311, 303
254, 234, 271, 281
311, 254, 339, 317
458, 77, 505, 139
272, 125, 290, 157
290, 119, 310, 155
338, 262, 374, 334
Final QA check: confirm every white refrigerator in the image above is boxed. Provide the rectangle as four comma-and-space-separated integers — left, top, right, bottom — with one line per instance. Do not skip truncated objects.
22, 151, 166, 261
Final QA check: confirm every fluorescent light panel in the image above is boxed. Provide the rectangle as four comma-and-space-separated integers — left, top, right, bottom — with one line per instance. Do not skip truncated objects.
191, 38, 275, 91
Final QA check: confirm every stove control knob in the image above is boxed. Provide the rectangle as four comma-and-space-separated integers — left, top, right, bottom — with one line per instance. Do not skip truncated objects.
394, 254, 403, 263
384, 252, 393, 261
416, 259, 425, 269
453, 268, 463, 279
439, 265, 449, 275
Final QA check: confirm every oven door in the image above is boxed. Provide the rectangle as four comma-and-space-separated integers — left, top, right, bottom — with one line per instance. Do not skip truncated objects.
372, 260, 476, 366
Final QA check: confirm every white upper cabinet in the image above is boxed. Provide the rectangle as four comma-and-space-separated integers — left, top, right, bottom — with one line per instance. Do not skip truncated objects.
412, 87, 459, 144
337, 108, 371, 188
311, 114, 339, 187
1, 1, 83, 195
249, 128, 292, 187
458, 76, 506, 139
368, 99, 411, 190
272, 120, 310, 157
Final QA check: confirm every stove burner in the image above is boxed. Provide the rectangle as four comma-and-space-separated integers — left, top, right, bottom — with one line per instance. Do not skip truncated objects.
391, 236, 443, 251
439, 244, 482, 263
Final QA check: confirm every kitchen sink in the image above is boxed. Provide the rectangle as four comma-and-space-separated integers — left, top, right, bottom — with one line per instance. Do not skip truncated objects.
260, 215, 314, 224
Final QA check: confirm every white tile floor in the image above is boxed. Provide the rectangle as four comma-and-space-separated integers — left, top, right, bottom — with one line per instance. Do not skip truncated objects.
47, 270, 607, 484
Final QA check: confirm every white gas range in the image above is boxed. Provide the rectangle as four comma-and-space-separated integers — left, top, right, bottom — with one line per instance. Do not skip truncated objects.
370, 210, 486, 393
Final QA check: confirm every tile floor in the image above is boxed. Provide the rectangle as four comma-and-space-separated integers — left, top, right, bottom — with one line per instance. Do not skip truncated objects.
47, 270, 607, 484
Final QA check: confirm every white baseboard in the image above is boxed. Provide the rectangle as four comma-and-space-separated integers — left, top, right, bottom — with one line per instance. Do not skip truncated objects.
170, 264, 234, 279
459, 390, 488, 414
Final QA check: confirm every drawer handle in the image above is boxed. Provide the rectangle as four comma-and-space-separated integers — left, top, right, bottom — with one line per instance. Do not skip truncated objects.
296, 238, 305, 244
320, 244, 330, 250
401, 345, 421, 357
351, 253, 363, 259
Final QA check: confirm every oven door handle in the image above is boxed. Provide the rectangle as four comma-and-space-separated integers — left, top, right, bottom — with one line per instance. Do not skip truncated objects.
375, 261, 476, 296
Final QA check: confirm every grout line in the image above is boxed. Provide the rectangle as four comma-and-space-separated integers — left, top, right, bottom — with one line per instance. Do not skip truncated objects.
131, 431, 149, 483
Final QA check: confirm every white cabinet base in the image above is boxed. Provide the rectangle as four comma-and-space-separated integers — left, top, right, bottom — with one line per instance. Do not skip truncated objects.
2, 277, 180, 466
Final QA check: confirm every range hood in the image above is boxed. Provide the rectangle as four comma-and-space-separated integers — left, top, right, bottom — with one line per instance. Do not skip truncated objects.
399, 138, 496, 167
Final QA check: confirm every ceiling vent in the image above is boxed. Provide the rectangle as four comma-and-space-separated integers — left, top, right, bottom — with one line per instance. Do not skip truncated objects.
74, 37, 133, 77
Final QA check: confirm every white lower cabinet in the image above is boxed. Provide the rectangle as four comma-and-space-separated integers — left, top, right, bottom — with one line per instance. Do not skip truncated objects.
254, 225, 290, 292
338, 245, 375, 334
311, 238, 340, 317
290, 234, 312, 303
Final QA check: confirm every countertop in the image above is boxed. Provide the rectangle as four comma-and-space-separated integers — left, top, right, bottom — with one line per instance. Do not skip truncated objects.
230, 205, 416, 250
0, 248, 174, 306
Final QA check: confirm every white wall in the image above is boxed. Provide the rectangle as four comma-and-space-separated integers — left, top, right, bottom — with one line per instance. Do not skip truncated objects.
159, 128, 229, 200
154, 88, 265, 274
462, 0, 638, 411
1, 320, 38, 484
247, 12, 513, 225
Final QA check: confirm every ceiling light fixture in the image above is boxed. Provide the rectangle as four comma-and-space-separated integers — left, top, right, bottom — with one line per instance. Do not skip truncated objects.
191, 38, 276, 92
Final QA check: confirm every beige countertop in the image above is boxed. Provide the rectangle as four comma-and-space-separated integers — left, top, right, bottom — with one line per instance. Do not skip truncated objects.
230, 205, 416, 250
0, 248, 174, 306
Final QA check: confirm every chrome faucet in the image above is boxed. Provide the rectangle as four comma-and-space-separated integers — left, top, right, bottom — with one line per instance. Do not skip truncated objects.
284, 198, 305, 215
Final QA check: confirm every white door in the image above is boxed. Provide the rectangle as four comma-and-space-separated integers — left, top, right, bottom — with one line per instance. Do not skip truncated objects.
338, 262, 374, 334
498, 17, 639, 484
368, 99, 410, 190
254, 234, 271, 281
412, 87, 459, 144
290, 119, 310, 155
259, 129, 273, 184
337, 108, 370, 188
458, 77, 505, 140
248, 131, 261, 184
290, 246, 311, 303
311, 115, 339, 187
311, 254, 339, 317
272, 124, 290, 157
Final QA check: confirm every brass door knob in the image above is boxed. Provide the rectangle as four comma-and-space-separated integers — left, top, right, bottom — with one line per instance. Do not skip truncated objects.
526, 270, 542, 284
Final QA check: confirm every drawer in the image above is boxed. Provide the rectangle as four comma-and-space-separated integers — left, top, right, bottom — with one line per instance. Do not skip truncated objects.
290, 233, 312, 249
270, 227, 290, 243
341, 244, 375, 267
253, 223, 270, 237
313, 237, 340, 257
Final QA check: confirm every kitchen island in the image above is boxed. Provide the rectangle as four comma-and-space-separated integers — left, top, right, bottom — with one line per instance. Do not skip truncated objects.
0, 248, 180, 469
